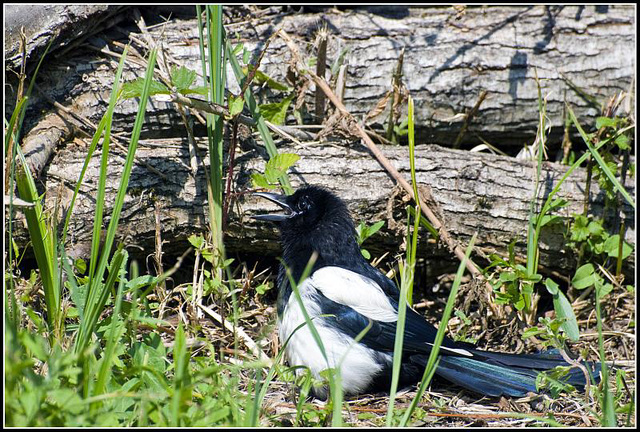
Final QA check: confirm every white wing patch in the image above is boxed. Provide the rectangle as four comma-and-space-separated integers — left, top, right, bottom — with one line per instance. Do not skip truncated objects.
306, 266, 398, 322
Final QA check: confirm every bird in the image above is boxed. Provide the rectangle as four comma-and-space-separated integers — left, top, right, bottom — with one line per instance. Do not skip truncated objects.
252, 185, 599, 399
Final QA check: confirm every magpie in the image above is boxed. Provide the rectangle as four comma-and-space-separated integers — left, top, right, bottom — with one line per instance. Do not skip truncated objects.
253, 185, 598, 399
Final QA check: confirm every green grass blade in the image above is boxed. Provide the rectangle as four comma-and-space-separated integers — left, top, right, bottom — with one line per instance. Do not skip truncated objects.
387, 97, 420, 426
171, 323, 191, 426
15, 146, 60, 331
249, 315, 328, 426
399, 233, 477, 427
8, 39, 58, 336
385, 257, 411, 426
567, 105, 635, 209
76, 47, 157, 354
86, 46, 129, 286
4, 98, 28, 154
74, 46, 128, 354
93, 249, 128, 398
533, 124, 634, 242
60, 115, 108, 245
284, 254, 328, 365
13, 38, 54, 146
285, 253, 344, 426
525, 73, 547, 312
206, 5, 225, 256
5, 97, 29, 331
595, 287, 616, 426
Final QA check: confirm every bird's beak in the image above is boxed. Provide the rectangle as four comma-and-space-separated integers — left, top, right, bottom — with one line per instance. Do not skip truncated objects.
252, 192, 294, 222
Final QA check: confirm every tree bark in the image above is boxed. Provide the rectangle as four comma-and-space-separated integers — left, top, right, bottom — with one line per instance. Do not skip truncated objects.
5, 5, 634, 279
8, 5, 635, 177
10, 138, 635, 279
4, 5, 128, 71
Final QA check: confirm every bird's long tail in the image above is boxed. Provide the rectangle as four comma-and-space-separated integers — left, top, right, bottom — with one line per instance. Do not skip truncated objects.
431, 349, 600, 397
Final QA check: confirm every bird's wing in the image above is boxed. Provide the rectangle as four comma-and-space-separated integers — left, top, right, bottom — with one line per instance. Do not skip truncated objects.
309, 266, 398, 322
308, 267, 473, 357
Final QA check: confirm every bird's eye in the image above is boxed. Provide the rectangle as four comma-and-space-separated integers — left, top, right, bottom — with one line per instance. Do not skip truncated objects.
298, 195, 312, 212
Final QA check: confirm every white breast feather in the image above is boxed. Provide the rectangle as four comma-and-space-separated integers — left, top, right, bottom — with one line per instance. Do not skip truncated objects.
279, 276, 391, 397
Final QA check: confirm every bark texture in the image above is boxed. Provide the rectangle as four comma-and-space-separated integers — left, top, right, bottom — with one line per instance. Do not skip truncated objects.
4, 5, 127, 70
10, 139, 635, 279
5, 5, 635, 280
8, 5, 635, 177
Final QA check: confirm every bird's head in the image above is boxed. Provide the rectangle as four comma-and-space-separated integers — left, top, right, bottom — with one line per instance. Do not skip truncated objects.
252, 185, 353, 236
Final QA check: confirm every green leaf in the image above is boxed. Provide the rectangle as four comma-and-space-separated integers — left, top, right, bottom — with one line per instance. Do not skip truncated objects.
361, 249, 371, 259
568, 106, 635, 208
188, 234, 205, 249
570, 214, 590, 242
356, 220, 386, 245
74, 258, 87, 275
587, 220, 604, 236
170, 65, 197, 92
19, 332, 49, 362
544, 278, 559, 295
251, 173, 273, 189
499, 271, 517, 282
368, 220, 385, 237
549, 198, 568, 211
120, 78, 170, 99
264, 153, 300, 183
507, 240, 516, 266
536, 368, 576, 398
614, 133, 630, 150
255, 282, 272, 295
595, 116, 616, 129
243, 66, 291, 91
125, 275, 158, 292
258, 95, 294, 125
232, 42, 244, 55
228, 94, 245, 117
513, 291, 526, 310
597, 281, 613, 298
602, 234, 633, 259
522, 326, 543, 339
48, 389, 84, 415
552, 289, 580, 341
536, 214, 562, 227
179, 85, 209, 96
202, 248, 214, 264
572, 263, 596, 289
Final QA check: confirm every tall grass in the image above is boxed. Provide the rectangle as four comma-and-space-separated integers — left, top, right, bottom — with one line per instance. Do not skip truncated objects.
75, 47, 158, 359
386, 96, 419, 426
7, 41, 58, 337
384, 95, 479, 426
75, 46, 132, 356
196, 5, 226, 264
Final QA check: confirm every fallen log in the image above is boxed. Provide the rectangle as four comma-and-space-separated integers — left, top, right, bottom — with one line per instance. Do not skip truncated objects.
5, 5, 634, 281
10, 138, 635, 280
7, 5, 635, 178
4, 4, 128, 71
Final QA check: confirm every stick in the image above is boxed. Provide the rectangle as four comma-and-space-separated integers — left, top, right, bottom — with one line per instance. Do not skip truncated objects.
199, 303, 272, 366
